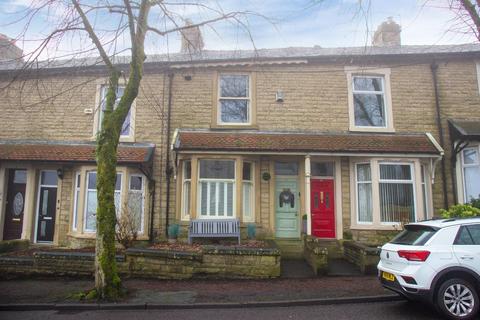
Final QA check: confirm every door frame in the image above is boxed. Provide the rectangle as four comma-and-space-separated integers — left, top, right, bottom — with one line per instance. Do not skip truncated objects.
310, 177, 336, 239
0, 164, 37, 241
308, 158, 343, 240
272, 159, 303, 239
34, 170, 58, 244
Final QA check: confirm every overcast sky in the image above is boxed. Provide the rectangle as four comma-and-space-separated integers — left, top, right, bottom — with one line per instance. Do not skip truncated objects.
0, 0, 477, 59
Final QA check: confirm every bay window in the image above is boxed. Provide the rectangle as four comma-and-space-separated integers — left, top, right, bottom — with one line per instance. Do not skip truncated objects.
182, 161, 191, 220
379, 164, 415, 223
462, 147, 480, 201
128, 175, 144, 234
72, 172, 81, 231
242, 162, 254, 222
356, 163, 373, 223
198, 160, 235, 218
72, 168, 147, 236
353, 160, 425, 228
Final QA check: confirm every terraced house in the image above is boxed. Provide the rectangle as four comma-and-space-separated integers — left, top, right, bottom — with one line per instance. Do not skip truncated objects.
0, 19, 479, 251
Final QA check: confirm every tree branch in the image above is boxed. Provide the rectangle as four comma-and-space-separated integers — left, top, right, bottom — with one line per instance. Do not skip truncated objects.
459, 0, 480, 40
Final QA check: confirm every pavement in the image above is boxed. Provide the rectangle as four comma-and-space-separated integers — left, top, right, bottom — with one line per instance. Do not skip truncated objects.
0, 274, 400, 310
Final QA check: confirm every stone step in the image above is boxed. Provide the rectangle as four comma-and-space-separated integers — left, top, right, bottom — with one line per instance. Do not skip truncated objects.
274, 239, 304, 259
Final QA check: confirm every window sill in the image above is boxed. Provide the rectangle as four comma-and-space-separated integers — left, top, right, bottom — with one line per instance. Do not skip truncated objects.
91, 135, 136, 143
349, 126, 395, 133
68, 231, 149, 241
210, 124, 259, 130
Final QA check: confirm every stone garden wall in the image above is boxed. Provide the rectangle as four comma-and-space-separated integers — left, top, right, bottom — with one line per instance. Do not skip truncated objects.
0, 245, 281, 279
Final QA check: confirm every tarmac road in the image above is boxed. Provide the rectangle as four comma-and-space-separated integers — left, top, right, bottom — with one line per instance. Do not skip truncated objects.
3, 300, 477, 320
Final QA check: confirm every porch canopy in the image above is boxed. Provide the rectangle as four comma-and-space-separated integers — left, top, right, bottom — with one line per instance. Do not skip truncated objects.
173, 130, 442, 156
0, 140, 155, 164
449, 119, 480, 142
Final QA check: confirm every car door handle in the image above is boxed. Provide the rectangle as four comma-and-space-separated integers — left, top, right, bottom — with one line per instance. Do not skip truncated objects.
460, 256, 474, 260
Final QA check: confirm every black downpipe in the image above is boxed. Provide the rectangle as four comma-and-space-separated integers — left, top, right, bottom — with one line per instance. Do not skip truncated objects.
431, 62, 449, 209
165, 73, 174, 238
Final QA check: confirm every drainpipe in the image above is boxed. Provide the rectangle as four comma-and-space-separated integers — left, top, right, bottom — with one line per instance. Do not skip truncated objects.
165, 72, 174, 238
430, 62, 449, 209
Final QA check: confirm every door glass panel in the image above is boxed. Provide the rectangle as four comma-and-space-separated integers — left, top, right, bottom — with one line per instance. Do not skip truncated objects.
13, 192, 24, 217
275, 162, 298, 175
13, 170, 27, 184
325, 192, 330, 208
41, 190, 48, 215
312, 162, 334, 176
314, 193, 319, 209
41, 171, 58, 186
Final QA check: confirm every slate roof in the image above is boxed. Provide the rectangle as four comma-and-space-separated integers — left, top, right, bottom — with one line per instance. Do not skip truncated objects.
173, 130, 441, 155
2, 43, 480, 71
0, 140, 155, 164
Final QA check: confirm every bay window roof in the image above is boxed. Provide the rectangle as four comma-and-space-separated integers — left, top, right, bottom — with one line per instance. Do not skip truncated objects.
0, 140, 155, 164
173, 130, 442, 156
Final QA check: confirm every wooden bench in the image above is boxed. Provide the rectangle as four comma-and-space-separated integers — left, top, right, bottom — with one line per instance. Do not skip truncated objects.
188, 219, 240, 244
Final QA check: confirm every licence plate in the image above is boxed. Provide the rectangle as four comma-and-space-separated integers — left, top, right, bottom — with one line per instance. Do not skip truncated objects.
382, 271, 395, 282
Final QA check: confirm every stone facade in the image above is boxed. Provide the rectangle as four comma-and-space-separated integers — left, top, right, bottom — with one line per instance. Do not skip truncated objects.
0, 47, 479, 247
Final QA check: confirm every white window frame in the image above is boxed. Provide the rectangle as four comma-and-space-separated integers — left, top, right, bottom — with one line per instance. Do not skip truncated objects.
461, 145, 480, 202
242, 161, 255, 223
351, 159, 425, 230
476, 61, 480, 94
72, 171, 81, 231
345, 67, 394, 132
128, 174, 145, 234
83, 171, 97, 233
217, 74, 252, 126
378, 162, 417, 226
197, 159, 236, 219
93, 80, 136, 142
355, 163, 373, 225
181, 160, 191, 221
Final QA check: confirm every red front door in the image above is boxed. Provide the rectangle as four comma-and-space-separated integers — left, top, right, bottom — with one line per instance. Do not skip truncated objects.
311, 179, 335, 238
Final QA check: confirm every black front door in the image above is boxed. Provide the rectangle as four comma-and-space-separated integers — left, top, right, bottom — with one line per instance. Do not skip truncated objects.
3, 169, 27, 240
36, 171, 58, 242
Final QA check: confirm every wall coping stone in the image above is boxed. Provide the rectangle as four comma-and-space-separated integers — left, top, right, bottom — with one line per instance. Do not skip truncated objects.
343, 241, 380, 256
34, 251, 125, 262
202, 245, 280, 256
126, 248, 202, 261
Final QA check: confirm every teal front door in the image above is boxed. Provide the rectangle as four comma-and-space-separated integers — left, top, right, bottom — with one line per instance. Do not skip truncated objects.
275, 177, 299, 238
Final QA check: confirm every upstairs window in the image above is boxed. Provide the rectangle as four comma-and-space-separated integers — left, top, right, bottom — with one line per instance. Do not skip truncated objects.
96, 85, 133, 139
218, 75, 250, 125
346, 68, 394, 132
352, 76, 387, 127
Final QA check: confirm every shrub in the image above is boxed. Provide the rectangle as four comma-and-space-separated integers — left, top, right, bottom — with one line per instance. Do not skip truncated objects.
440, 204, 480, 219
469, 197, 480, 209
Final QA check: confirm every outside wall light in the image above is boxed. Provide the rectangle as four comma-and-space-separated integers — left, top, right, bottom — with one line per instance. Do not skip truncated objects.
57, 168, 64, 179
276, 90, 284, 103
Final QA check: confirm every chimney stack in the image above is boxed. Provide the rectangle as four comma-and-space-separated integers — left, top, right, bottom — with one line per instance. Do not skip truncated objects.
0, 33, 23, 63
180, 19, 204, 54
372, 17, 401, 47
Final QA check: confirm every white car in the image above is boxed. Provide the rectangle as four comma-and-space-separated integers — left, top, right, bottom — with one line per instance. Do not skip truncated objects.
378, 217, 480, 320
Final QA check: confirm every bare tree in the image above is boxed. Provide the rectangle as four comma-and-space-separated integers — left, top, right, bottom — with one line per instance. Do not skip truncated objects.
5, 0, 259, 300
445, 0, 480, 41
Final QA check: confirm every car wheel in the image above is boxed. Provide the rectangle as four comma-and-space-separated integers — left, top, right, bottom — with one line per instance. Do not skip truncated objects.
436, 278, 479, 320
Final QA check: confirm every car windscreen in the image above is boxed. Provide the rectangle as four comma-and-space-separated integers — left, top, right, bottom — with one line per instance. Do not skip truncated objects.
390, 225, 438, 246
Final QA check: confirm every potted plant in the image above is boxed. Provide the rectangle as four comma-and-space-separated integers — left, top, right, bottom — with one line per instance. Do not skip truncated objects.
167, 224, 180, 243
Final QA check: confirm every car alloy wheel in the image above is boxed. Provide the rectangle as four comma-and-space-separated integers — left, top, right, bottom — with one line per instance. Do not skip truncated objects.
443, 284, 475, 317
437, 278, 479, 320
